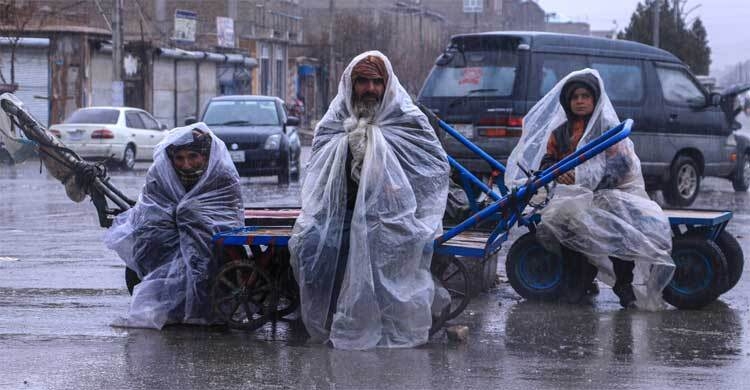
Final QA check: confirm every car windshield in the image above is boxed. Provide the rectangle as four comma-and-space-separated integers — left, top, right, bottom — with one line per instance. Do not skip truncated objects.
64, 108, 120, 124
419, 37, 520, 98
203, 100, 280, 126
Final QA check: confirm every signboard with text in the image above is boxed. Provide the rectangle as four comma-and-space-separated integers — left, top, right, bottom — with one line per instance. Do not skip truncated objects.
463, 0, 483, 13
216, 17, 235, 48
174, 9, 197, 43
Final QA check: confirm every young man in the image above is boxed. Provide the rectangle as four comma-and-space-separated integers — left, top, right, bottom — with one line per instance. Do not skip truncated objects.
539, 74, 638, 307
289, 51, 450, 349
105, 124, 243, 329
505, 69, 675, 311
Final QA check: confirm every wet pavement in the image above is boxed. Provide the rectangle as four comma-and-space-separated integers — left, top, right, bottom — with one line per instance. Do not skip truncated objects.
1, 154, 750, 389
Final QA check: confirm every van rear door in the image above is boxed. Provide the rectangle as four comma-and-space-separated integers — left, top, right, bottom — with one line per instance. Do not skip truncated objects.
418, 35, 527, 174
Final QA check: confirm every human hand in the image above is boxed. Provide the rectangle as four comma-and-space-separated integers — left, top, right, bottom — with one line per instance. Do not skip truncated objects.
556, 171, 575, 185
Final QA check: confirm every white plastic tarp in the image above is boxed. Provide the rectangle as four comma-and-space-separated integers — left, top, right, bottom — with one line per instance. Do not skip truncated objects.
104, 123, 243, 328
505, 69, 675, 310
289, 51, 450, 349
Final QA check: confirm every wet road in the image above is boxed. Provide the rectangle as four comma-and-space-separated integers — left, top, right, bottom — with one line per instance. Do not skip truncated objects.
1, 154, 750, 390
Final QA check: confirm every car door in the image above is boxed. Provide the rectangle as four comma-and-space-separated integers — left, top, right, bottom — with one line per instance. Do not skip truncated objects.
654, 64, 727, 176
137, 111, 164, 159
588, 58, 655, 176
124, 110, 150, 160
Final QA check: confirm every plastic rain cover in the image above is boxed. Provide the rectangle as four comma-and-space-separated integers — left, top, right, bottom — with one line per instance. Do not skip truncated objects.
289, 51, 450, 349
0, 94, 41, 164
104, 123, 243, 328
505, 69, 675, 310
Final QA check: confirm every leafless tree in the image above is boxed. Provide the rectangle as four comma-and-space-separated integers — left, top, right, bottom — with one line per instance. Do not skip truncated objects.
0, 0, 48, 87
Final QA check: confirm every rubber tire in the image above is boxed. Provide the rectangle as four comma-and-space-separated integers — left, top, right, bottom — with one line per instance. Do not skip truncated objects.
506, 232, 566, 302
290, 153, 301, 183
732, 152, 750, 191
663, 155, 700, 207
125, 267, 141, 295
715, 230, 744, 295
277, 153, 291, 185
663, 235, 728, 310
431, 255, 471, 321
121, 144, 136, 171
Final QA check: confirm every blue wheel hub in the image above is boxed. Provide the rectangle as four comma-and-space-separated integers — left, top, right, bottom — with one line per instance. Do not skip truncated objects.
516, 244, 563, 290
669, 247, 713, 295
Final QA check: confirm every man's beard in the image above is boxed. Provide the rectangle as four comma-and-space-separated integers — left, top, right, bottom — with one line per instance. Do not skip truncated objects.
352, 97, 380, 120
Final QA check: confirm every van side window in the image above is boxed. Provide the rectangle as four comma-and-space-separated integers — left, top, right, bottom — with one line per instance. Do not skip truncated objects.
655, 66, 705, 106
538, 54, 587, 98
591, 62, 644, 103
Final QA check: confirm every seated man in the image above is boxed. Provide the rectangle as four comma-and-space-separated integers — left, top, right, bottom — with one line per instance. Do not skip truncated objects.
105, 123, 243, 329
289, 51, 450, 350
505, 69, 675, 310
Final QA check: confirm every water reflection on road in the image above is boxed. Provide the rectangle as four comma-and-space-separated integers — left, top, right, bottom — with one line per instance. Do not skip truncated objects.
1, 156, 750, 389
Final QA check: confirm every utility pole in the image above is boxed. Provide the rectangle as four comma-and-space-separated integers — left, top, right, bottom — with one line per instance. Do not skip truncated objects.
653, 0, 661, 48
112, 0, 124, 106
328, 0, 335, 105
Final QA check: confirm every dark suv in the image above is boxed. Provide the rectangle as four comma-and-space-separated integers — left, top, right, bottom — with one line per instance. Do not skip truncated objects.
188, 95, 301, 184
418, 32, 750, 206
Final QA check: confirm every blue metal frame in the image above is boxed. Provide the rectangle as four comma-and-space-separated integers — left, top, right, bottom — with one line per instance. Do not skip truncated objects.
213, 118, 733, 263
435, 120, 634, 257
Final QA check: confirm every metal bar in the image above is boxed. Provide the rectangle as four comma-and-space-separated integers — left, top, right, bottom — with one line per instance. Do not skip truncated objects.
437, 119, 507, 174
436, 120, 633, 246
448, 155, 501, 202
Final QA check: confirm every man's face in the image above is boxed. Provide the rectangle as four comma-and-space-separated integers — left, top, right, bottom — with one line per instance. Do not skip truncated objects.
172, 149, 207, 172
569, 87, 595, 117
353, 77, 385, 106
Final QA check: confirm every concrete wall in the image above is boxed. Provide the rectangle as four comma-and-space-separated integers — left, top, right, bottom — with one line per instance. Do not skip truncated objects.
90, 53, 113, 107
198, 61, 217, 117
152, 58, 176, 127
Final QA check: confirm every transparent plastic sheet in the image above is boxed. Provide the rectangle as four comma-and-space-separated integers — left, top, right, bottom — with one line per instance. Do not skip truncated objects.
289, 51, 450, 349
0, 99, 37, 164
104, 123, 244, 328
0, 93, 86, 201
505, 69, 674, 310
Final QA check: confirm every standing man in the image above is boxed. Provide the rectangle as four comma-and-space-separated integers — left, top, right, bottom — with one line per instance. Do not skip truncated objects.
289, 51, 450, 350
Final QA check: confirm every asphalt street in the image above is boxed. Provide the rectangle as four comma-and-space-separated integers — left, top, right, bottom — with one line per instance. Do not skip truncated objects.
1, 152, 750, 389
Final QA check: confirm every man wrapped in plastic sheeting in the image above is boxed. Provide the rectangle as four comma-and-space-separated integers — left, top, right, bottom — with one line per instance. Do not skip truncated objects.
289, 51, 451, 350
104, 123, 244, 329
505, 69, 675, 311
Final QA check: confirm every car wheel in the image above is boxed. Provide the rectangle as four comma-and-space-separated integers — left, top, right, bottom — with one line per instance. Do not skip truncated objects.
290, 153, 301, 182
731, 152, 750, 191
121, 144, 136, 171
663, 155, 700, 207
277, 153, 291, 185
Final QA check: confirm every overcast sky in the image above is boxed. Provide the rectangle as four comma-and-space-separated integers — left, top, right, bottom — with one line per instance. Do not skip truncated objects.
535, 0, 750, 75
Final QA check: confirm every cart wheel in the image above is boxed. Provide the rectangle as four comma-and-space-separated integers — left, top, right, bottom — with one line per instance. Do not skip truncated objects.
432, 255, 470, 321
211, 261, 275, 330
125, 267, 140, 295
274, 264, 300, 319
506, 232, 566, 301
663, 235, 728, 310
715, 231, 744, 295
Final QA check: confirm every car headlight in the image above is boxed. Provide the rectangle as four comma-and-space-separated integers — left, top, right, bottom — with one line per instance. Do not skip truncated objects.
264, 134, 281, 150
727, 133, 737, 147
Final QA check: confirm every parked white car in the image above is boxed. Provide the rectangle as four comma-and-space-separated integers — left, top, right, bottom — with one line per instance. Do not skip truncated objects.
49, 107, 167, 170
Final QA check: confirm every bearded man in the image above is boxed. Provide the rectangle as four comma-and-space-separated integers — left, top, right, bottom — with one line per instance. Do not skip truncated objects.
289, 51, 450, 350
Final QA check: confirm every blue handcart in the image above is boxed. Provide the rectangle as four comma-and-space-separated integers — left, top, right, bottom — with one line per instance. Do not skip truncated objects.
209, 115, 742, 332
